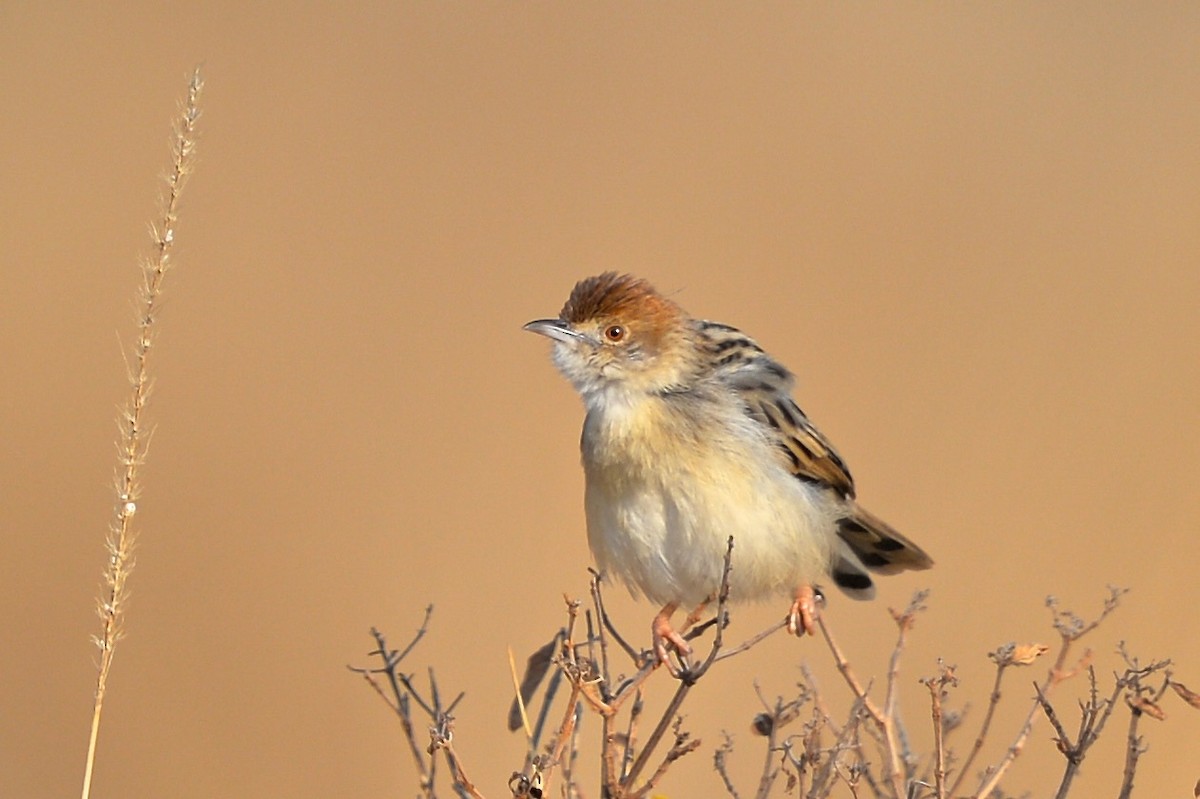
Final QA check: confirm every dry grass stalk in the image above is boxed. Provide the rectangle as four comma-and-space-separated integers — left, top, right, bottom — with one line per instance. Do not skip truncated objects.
80, 67, 203, 799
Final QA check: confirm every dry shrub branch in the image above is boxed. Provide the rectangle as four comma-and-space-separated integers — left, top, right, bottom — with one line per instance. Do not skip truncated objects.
355, 550, 1196, 798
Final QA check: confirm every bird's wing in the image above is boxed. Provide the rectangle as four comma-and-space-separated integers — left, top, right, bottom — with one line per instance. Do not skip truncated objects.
697, 320, 857, 497
697, 320, 934, 576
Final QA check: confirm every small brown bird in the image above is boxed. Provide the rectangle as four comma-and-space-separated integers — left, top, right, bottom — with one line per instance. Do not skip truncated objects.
525, 273, 932, 666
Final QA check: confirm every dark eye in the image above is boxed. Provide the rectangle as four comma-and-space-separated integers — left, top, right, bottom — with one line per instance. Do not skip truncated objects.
604, 324, 626, 342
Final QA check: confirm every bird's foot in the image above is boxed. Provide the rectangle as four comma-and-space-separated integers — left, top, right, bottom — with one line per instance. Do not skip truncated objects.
652, 604, 693, 674
787, 584, 824, 636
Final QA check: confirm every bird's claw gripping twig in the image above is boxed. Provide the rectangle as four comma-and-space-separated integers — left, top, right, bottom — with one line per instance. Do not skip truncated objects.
652, 604, 693, 674
788, 584, 821, 637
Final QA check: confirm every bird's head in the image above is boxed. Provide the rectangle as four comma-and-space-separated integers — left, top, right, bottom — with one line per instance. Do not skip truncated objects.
524, 273, 700, 404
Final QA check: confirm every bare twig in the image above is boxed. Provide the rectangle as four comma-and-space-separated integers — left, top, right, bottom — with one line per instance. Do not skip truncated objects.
364, 578, 1185, 799
1032, 662, 1135, 799
591, 569, 639, 664
630, 716, 702, 798
350, 622, 444, 796
539, 665, 585, 793
622, 671, 692, 789
799, 664, 843, 739
1116, 647, 1172, 799
945, 647, 1009, 798
807, 699, 869, 799
608, 660, 659, 715
921, 662, 958, 799
714, 733, 742, 799
620, 687, 645, 780
714, 619, 788, 663
548, 682, 584, 770
970, 588, 1126, 799
883, 592, 928, 784
816, 614, 886, 725
817, 591, 928, 798
751, 684, 808, 799
564, 702, 584, 799
397, 605, 436, 662
430, 714, 488, 799
352, 617, 484, 799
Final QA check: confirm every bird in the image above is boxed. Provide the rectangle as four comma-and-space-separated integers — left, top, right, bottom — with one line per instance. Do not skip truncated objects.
523, 272, 932, 667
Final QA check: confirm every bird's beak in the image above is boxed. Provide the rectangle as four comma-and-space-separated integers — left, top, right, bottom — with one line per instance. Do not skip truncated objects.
523, 318, 587, 345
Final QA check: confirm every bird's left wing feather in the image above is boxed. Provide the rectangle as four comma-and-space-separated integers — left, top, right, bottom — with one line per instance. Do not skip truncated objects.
696, 320, 857, 497
695, 320, 933, 579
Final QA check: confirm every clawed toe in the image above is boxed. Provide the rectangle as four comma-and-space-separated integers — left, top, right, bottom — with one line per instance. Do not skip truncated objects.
652, 603, 693, 673
653, 627, 693, 668
788, 584, 823, 636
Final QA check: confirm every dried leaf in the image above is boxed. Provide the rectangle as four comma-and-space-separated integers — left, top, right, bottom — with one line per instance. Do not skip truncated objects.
1170, 680, 1200, 710
507, 636, 559, 731
1010, 643, 1050, 666
1129, 695, 1167, 720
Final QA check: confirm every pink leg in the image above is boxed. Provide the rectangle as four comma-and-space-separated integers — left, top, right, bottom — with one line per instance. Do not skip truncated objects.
682, 598, 712, 630
652, 603, 693, 667
788, 584, 819, 637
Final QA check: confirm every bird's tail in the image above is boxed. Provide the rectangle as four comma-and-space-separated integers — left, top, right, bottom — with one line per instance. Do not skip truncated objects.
829, 505, 933, 600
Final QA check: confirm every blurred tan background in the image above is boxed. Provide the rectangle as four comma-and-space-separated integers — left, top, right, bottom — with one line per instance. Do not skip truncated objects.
3, 3, 1198, 797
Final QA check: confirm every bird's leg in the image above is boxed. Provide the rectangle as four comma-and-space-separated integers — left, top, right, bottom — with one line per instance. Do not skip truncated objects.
681, 597, 712, 631
788, 584, 821, 636
651, 603, 693, 668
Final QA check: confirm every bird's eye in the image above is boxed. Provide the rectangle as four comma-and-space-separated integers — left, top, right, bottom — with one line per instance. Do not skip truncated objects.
604, 324, 626, 342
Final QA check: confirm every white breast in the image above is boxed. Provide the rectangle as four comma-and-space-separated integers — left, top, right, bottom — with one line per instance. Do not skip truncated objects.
580, 392, 840, 608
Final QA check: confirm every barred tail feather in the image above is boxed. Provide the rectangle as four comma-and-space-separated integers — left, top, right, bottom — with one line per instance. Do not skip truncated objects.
836, 506, 934, 577
830, 539, 877, 601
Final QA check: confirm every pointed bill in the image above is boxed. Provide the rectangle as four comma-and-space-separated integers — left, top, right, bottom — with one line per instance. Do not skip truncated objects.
523, 318, 587, 345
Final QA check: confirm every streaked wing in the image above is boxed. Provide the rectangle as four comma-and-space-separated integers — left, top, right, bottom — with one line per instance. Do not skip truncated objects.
697, 320, 857, 497
697, 319, 934, 579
